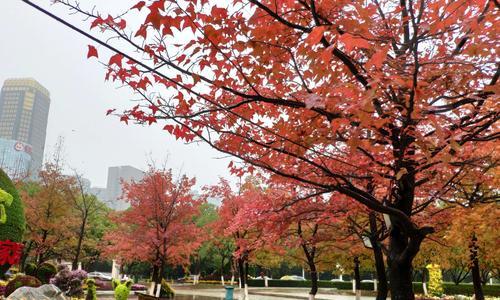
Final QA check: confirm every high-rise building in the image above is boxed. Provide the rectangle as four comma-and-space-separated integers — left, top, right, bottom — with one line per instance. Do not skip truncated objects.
89, 187, 108, 202
106, 165, 144, 210
0, 138, 33, 179
0, 78, 50, 176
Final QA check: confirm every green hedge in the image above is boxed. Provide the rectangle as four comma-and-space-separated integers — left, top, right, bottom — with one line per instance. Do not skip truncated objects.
0, 168, 26, 276
247, 280, 500, 296
247, 279, 373, 290
0, 168, 25, 243
413, 282, 500, 297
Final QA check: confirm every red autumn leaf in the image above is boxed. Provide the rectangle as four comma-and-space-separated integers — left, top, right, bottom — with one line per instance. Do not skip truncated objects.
149, 104, 159, 114
130, 1, 146, 11
116, 19, 127, 30
120, 115, 129, 124
145, 116, 157, 125
87, 45, 98, 59
366, 46, 389, 69
339, 33, 370, 52
90, 17, 104, 29
306, 26, 325, 44
106, 108, 116, 115
135, 25, 148, 39
163, 124, 174, 133
108, 54, 123, 67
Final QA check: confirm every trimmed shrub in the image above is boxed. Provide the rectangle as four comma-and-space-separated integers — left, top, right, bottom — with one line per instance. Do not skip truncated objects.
24, 262, 37, 276
36, 262, 57, 284
427, 264, 444, 297
413, 282, 500, 297
248, 279, 500, 297
247, 279, 374, 290
85, 278, 97, 300
160, 279, 175, 298
4, 275, 41, 297
0, 169, 26, 275
112, 279, 133, 300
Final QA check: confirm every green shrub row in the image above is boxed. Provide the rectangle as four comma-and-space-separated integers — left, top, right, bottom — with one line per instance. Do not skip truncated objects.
246, 280, 500, 296
413, 282, 500, 297
247, 279, 373, 290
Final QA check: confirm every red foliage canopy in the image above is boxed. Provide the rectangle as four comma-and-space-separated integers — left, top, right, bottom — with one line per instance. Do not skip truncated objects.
103, 168, 203, 267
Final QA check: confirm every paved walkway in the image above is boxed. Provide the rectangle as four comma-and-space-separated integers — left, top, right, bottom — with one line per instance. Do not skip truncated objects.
174, 287, 377, 300
97, 287, 377, 299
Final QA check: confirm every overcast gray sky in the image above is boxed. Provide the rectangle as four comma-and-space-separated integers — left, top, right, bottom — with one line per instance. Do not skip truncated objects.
0, 0, 232, 188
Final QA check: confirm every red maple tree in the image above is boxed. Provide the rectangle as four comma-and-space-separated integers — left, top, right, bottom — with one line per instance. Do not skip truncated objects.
33, 0, 499, 298
102, 168, 203, 284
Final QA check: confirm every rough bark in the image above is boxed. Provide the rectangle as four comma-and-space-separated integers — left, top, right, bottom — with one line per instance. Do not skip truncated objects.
354, 256, 361, 291
309, 263, 318, 299
470, 234, 484, 300
72, 215, 87, 270
237, 256, 246, 288
369, 213, 388, 300
388, 258, 414, 300
387, 224, 430, 300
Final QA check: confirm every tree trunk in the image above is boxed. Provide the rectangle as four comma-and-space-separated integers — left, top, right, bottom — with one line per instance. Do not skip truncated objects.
237, 257, 246, 288
309, 263, 318, 300
470, 234, 484, 300
387, 223, 429, 300
72, 216, 87, 270
388, 259, 414, 300
220, 257, 226, 277
152, 264, 160, 284
422, 268, 428, 295
354, 256, 361, 290
369, 213, 388, 300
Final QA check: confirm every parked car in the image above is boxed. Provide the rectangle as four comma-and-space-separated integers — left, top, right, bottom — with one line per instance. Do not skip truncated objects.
88, 272, 113, 281
252, 275, 272, 280
177, 275, 197, 282
280, 275, 306, 281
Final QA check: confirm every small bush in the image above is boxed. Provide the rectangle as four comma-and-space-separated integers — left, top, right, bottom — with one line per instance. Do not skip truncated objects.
160, 279, 175, 298
95, 278, 113, 290
36, 262, 57, 284
50, 265, 87, 297
247, 279, 374, 290
112, 279, 132, 300
85, 278, 97, 300
0, 169, 26, 276
4, 275, 41, 297
24, 263, 37, 276
249, 279, 500, 297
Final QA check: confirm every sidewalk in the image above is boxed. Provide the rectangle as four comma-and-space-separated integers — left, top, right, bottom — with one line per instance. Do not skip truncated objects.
174, 287, 377, 300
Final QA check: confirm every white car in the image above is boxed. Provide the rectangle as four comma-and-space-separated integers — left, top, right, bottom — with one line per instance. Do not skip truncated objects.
280, 275, 306, 281
87, 272, 113, 281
